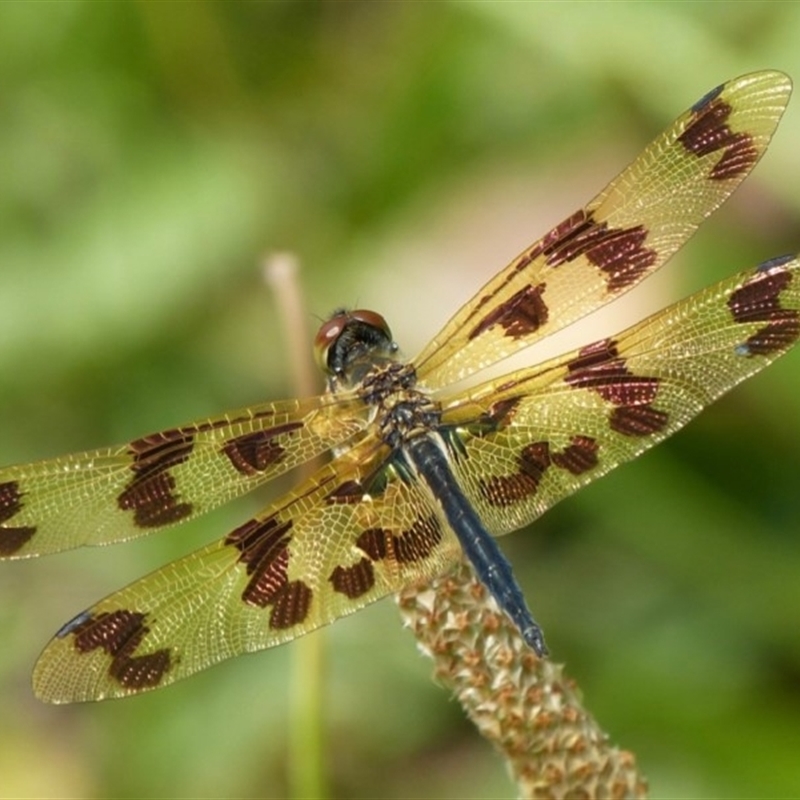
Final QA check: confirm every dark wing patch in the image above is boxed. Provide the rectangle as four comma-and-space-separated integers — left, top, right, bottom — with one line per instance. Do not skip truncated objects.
468, 283, 548, 341
269, 581, 313, 629
116, 431, 195, 527
679, 95, 758, 180
478, 437, 598, 508
609, 406, 670, 437
0, 481, 36, 556
225, 517, 293, 608
330, 558, 376, 599
357, 514, 443, 565
551, 435, 599, 474
117, 472, 193, 528
533, 211, 657, 292
729, 263, 800, 355
565, 339, 668, 437
221, 422, 304, 475
478, 441, 551, 507
60, 609, 173, 692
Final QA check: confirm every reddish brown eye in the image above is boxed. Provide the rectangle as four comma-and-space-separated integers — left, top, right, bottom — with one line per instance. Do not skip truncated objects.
314, 309, 393, 375
314, 312, 350, 372
347, 309, 391, 337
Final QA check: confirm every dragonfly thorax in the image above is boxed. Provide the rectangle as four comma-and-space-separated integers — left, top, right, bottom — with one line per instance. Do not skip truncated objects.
376, 391, 441, 449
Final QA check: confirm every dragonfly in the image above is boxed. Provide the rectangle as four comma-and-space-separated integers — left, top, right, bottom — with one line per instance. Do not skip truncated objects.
2, 70, 798, 703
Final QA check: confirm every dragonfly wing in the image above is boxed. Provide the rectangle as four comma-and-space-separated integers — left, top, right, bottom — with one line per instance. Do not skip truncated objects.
0, 394, 367, 558
32, 435, 461, 702
438, 255, 800, 535
415, 70, 792, 390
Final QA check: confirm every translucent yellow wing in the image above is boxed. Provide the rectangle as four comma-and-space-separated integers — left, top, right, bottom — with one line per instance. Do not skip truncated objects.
438, 255, 800, 534
415, 70, 792, 390
0, 395, 367, 558
32, 434, 460, 702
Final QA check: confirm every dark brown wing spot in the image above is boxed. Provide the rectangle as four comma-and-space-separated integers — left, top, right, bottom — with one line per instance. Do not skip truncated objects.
394, 515, 442, 563
534, 210, 591, 260
62, 608, 172, 691
226, 517, 293, 608
128, 430, 195, 474
729, 269, 792, 323
480, 435, 599, 508
535, 211, 656, 292
227, 514, 311, 625
357, 527, 388, 560
566, 341, 659, 406
0, 525, 36, 556
221, 422, 304, 476
610, 405, 669, 436
117, 430, 195, 528
486, 396, 523, 427
355, 515, 442, 565
479, 441, 551, 507
583, 226, 658, 292
566, 337, 620, 369
480, 473, 536, 507
243, 546, 290, 608
468, 283, 548, 341
330, 558, 375, 599
463, 397, 523, 440
551, 436, 599, 474
539, 214, 602, 268
0, 481, 36, 555
679, 97, 757, 181
67, 609, 145, 655
711, 136, 759, 181
520, 441, 552, 480
269, 580, 313, 629
729, 268, 800, 356
742, 317, 800, 356
326, 480, 366, 505
0, 480, 24, 523
118, 472, 193, 527
566, 339, 668, 438
109, 649, 173, 691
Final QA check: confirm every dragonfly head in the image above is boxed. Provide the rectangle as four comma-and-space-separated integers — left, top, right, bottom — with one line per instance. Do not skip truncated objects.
315, 308, 400, 388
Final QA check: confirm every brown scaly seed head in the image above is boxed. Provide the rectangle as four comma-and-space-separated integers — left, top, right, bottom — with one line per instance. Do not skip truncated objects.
396, 562, 648, 800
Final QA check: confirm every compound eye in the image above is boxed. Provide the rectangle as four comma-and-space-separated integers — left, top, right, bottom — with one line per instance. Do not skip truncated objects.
313, 309, 393, 375
347, 309, 391, 338
314, 312, 349, 373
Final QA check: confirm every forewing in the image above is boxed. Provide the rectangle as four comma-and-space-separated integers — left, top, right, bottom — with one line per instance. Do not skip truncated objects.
32, 435, 461, 702
439, 255, 800, 535
0, 395, 368, 558
415, 70, 792, 390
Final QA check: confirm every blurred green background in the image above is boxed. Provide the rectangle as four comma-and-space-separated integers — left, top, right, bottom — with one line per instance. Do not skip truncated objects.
2, 2, 800, 798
